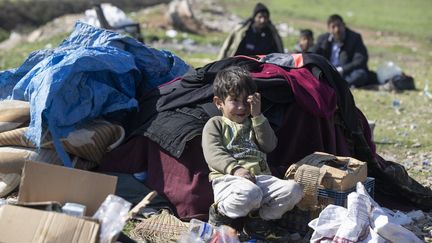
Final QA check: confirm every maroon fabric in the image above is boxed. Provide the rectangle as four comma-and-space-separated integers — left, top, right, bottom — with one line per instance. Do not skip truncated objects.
251, 65, 337, 118
99, 103, 376, 220
267, 103, 352, 178
99, 136, 213, 220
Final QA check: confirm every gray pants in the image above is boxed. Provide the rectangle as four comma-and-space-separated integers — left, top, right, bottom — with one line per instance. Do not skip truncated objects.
212, 174, 303, 220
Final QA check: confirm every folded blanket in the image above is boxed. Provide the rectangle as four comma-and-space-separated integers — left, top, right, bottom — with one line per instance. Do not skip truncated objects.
0, 146, 98, 174
0, 120, 124, 163
0, 100, 29, 133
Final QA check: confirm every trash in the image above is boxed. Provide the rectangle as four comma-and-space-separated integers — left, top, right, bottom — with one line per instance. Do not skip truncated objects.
0, 204, 100, 243
18, 161, 117, 216
389, 210, 413, 225
309, 182, 423, 243
62, 202, 86, 217
93, 194, 132, 243
187, 218, 215, 242
166, 29, 178, 38
377, 61, 402, 84
412, 142, 422, 148
392, 99, 402, 114
392, 99, 401, 109
424, 80, 432, 99
178, 218, 240, 243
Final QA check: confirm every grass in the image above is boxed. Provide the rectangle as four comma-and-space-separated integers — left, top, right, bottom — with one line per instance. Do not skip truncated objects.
0, 33, 69, 70
220, 0, 432, 39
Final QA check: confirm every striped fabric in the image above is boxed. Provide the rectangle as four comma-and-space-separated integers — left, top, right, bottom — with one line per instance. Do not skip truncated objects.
0, 146, 63, 174
0, 146, 98, 174
0, 120, 124, 163
0, 100, 30, 133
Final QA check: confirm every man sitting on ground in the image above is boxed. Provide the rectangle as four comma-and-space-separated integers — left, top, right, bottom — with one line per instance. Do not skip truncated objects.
311, 14, 370, 87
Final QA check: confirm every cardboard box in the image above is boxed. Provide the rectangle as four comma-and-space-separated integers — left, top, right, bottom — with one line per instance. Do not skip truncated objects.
285, 152, 367, 191
18, 161, 117, 216
0, 204, 99, 243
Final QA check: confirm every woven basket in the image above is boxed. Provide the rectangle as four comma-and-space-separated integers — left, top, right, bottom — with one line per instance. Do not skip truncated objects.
130, 209, 188, 243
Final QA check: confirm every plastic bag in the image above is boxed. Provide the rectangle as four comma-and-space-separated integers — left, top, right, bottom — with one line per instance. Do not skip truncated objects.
93, 194, 132, 243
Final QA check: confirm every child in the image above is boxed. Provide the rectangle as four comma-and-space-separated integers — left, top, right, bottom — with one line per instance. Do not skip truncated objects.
296, 29, 314, 52
202, 66, 303, 241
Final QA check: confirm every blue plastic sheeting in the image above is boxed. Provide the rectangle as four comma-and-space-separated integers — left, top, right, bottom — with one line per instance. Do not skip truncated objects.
0, 22, 190, 166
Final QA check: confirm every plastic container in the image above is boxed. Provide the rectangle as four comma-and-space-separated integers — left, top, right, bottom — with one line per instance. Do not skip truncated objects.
376, 61, 402, 84
189, 219, 215, 242
211, 225, 240, 243
62, 202, 86, 217
179, 219, 240, 243
93, 194, 132, 243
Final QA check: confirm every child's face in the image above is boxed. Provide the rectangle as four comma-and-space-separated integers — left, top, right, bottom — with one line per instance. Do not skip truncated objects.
299, 36, 313, 52
217, 93, 251, 123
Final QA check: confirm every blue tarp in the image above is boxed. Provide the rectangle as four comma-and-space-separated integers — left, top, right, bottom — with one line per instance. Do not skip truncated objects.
0, 22, 190, 166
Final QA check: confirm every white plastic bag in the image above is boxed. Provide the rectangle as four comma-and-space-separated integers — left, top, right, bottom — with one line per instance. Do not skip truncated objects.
93, 194, 132, 243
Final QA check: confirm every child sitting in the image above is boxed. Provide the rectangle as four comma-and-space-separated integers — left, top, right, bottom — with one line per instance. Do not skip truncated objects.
202, 66, 303, 241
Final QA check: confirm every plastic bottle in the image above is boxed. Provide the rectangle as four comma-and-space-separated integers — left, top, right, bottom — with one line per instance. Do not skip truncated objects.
424, 80, 432, 99
178, 219, 240, 243
188, 219, 215, 242
211, 225, 240, 243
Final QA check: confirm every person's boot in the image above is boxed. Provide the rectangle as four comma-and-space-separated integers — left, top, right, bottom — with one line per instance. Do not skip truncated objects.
208, 203, 234, 227
243, 212, 291, 242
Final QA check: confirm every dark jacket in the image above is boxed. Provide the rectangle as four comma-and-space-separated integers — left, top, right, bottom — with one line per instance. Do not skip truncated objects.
311, 28, 368, 74
218, 19, 284, 60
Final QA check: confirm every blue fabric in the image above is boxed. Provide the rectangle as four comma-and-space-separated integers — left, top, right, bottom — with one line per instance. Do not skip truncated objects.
0, 22, 190, 165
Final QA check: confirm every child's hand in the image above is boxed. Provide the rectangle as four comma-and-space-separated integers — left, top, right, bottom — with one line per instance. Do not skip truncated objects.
247, 92, 261, 117
233, 167, 256, 183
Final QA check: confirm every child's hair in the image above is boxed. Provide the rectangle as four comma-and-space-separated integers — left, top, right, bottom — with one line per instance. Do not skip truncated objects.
213, 66, 257, 101
300, 29, 313, 39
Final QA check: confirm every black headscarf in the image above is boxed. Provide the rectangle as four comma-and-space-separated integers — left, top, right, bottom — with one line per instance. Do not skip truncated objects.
253, 2, 270, 18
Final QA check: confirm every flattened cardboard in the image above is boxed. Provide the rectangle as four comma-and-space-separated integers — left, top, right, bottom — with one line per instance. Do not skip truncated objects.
18, 161, 117, 216
0, 204, 99, 243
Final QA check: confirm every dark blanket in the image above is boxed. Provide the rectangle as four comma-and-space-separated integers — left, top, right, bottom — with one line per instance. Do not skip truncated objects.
97, 102, 374, 220
98, 53, 432, 220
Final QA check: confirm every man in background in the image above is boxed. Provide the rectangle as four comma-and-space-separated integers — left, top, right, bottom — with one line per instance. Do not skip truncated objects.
218, 2, 284, 59
311, 14, 370, 87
